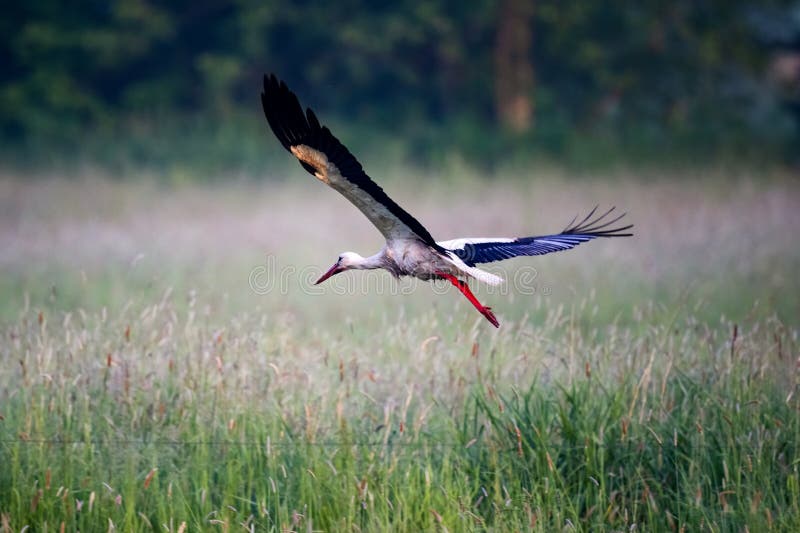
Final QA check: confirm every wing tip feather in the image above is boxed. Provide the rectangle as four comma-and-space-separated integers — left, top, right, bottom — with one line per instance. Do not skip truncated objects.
563, 206, 634, 237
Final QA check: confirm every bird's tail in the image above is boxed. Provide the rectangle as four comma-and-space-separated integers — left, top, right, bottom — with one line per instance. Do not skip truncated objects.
445, 252, 504, 285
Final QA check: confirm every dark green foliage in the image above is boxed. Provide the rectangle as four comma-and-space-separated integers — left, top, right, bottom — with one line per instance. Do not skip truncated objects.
1, 0, 798, 174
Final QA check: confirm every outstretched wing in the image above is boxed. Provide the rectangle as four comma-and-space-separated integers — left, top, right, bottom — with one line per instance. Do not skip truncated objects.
439, 207, 633, 266
261, 74, 441, 248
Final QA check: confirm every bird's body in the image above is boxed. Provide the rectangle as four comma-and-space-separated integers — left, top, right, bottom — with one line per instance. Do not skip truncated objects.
261, 74, 632, 327
337, 242, 475, 282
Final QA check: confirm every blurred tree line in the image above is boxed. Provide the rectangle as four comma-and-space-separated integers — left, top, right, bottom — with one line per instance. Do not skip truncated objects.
1, 0, 798, 176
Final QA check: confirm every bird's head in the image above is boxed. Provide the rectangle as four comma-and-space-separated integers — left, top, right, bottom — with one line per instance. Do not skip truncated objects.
315, 252, 364, 285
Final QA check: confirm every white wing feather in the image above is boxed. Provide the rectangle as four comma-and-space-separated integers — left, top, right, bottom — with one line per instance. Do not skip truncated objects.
437, 237, 514, 250
443, 251, 504, 286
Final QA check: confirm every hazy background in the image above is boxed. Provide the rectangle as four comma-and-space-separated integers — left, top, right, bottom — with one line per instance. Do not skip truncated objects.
1, 1, 798, 327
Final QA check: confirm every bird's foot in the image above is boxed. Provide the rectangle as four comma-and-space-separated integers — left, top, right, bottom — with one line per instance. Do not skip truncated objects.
435, 270, 500, 328
480, 306, 500, 328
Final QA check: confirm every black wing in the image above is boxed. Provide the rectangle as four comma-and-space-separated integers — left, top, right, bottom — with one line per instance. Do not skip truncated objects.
261, 74, 441, 249
440, 207, 633, 266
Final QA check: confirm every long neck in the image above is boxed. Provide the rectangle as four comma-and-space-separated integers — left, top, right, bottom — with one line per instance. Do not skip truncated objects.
355, 251, 386, 270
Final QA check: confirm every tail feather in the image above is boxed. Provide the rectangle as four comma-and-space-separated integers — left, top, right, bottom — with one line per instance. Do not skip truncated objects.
444, 251, 504, 285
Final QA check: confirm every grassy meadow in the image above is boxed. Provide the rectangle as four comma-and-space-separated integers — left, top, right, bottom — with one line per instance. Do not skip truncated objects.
1, 168, 799, 531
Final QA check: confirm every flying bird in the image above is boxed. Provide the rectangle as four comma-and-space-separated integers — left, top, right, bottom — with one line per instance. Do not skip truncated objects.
261, 74, 632, 327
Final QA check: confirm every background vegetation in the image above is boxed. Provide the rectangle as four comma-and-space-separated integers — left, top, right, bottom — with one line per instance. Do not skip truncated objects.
1, 2, 799, 531
2, 0, 799, 176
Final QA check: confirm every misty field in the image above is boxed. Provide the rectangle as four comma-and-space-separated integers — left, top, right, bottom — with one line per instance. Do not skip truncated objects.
1, 169, 799, 531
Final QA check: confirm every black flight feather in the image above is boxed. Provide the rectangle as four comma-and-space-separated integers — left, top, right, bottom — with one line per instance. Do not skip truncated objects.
451, 207, 633, 266
261, 74, 442, 251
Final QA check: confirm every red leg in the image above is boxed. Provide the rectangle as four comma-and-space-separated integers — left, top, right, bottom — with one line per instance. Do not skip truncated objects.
435, 271, 499, 328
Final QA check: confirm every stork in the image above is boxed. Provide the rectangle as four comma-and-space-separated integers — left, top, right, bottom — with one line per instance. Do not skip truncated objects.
261, 74, 632, 328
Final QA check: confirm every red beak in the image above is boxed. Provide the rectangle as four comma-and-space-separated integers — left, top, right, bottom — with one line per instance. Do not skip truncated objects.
315, 262, 345, 285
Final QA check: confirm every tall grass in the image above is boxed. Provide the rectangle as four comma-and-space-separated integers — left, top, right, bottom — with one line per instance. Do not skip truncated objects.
1, 172, 798, 530
1, 294, 797, 530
